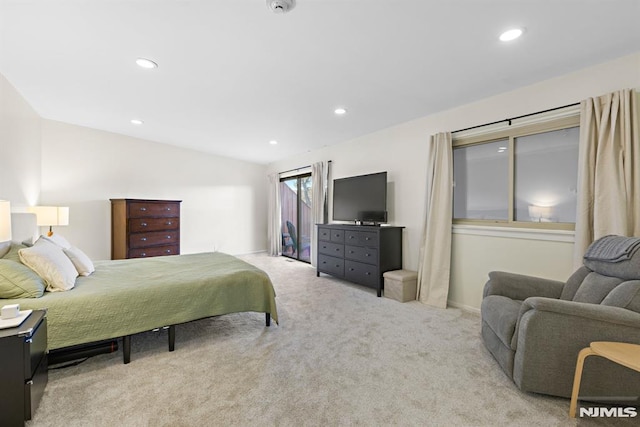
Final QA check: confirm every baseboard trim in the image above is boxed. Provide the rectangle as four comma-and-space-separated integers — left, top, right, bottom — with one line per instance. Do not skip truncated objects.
447, 300, 480, 315
235, 249, 268, 256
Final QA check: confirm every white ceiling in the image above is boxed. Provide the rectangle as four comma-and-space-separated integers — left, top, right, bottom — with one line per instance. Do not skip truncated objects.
1, 0, 639, 164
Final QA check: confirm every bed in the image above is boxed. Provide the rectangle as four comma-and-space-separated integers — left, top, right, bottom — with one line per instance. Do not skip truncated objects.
0, 213, 278, 362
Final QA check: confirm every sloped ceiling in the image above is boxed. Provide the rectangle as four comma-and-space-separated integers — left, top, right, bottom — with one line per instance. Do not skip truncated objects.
1, 0, 639, 164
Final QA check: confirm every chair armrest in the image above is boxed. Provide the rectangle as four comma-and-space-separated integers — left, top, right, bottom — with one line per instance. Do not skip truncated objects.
483, 271, 564, 300
512, 297, 640, 396
520, 297, 640, 329
514, 297, 640, 351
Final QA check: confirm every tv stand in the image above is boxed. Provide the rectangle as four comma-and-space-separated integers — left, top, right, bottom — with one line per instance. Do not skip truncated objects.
316, 224, 403, 297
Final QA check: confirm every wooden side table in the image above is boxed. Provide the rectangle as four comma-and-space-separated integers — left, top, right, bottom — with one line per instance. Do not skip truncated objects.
569, 341, 640, 417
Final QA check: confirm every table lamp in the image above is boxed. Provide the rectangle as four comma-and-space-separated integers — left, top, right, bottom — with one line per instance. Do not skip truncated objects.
28, 206, 69, 236
528, 205, 553, 222
0, 200, 11, 242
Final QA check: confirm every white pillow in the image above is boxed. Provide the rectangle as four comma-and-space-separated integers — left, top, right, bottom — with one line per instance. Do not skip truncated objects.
19, 238, 78, 292
42, 234, 72, 249
0, 241, 10, 258
63, 246, 95, 276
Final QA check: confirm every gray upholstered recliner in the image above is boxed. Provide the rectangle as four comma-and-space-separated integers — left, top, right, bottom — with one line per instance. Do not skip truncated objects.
481, 236, 640, 401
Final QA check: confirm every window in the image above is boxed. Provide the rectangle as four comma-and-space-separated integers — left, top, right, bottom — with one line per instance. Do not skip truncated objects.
453, 114, 580, 229
453, 139, 509, 220
513, 127, 580, 223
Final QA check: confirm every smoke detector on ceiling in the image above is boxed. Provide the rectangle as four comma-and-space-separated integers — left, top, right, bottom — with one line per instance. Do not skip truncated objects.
267, 0, 296, 14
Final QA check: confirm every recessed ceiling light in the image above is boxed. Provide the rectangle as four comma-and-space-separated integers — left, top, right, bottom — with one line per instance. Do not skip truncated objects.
269, 140, 278, 145
499, 28, 523, 42
131, 119, 144, 125
267, 0, 296, 14
334, 107, 347, 115
136, 58, 158, 69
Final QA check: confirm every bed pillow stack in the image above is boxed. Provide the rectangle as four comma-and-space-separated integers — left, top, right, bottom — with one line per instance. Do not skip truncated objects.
1, 235, 96, 297
18, 237, 79, 292
42, 234, 95, 277
15, 235, 95, 293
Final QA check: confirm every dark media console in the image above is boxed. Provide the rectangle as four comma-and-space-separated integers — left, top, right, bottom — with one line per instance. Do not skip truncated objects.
316, 224, 403, 297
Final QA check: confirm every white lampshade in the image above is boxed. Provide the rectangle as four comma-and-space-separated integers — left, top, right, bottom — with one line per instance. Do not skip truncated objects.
0, 200, 11, 242
28, 206, 69, 226
528, 205, 553, 222
28, 206, 69, 236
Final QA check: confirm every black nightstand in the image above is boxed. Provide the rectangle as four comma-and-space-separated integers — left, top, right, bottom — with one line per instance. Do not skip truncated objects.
0, 309, 48, 426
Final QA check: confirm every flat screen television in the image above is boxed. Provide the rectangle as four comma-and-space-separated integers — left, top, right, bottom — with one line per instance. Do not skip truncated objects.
332, 172, 387, 223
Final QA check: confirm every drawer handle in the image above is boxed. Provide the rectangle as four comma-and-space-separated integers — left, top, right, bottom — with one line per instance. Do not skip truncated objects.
335, 264, 340, 268
365, 254, 370, 257
141, 237, 147, 241
166, 249, 171, 253
26, 338, 33, 343
335, 248, 340, 251
26, 380, 33, 385
140, 207, 147, 211
141, 222, 147, 227
365, 272, 371, 276
166, 221, 172, 225
365, 237, 371, 241
349, 235, 355, 239
336, 234, 340, 237
349, 268, 354, 272
166, 235, 172, 239
322, 261, 326, 264
349, 251, 354, 254
141, 252, 147, 257
166, 207, 171, 211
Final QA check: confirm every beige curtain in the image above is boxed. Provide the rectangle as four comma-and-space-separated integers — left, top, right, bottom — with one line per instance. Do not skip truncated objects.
310, 161, 329, 267
573, 89, 640, 268
417, 132, 453, 308
267, 173, 282, 256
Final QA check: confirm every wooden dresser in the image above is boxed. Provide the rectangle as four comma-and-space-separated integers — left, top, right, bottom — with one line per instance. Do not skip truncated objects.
316, 224, 403, 297
110, 199, 181, 260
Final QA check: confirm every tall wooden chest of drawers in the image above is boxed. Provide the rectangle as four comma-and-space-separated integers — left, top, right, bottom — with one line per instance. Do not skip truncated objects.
316, 224, 403, 297
111, 199, 181, 260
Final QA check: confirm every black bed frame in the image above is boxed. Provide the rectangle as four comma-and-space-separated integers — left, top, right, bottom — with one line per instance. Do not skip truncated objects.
50, 313, 271, 365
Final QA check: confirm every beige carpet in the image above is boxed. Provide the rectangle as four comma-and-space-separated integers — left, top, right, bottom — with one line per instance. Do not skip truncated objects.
26, 253, 628, 426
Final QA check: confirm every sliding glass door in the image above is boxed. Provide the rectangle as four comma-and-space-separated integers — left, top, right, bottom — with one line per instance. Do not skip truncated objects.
280, 174, 312, 263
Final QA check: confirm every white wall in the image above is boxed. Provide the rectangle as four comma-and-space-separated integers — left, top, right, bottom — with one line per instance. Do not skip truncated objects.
40, 120, 268, 260
267, 52, 640, 310
1, 70, 268, 260
449, 229, 574, 310
0, 73, 41, 207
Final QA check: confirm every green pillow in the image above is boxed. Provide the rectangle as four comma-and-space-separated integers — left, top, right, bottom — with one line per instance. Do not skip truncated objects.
1, 244, 27, 263
0, 259, 45, 298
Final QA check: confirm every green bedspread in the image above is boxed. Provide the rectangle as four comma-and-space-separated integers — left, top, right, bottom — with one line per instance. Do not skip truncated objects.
3, 252, 277, 350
